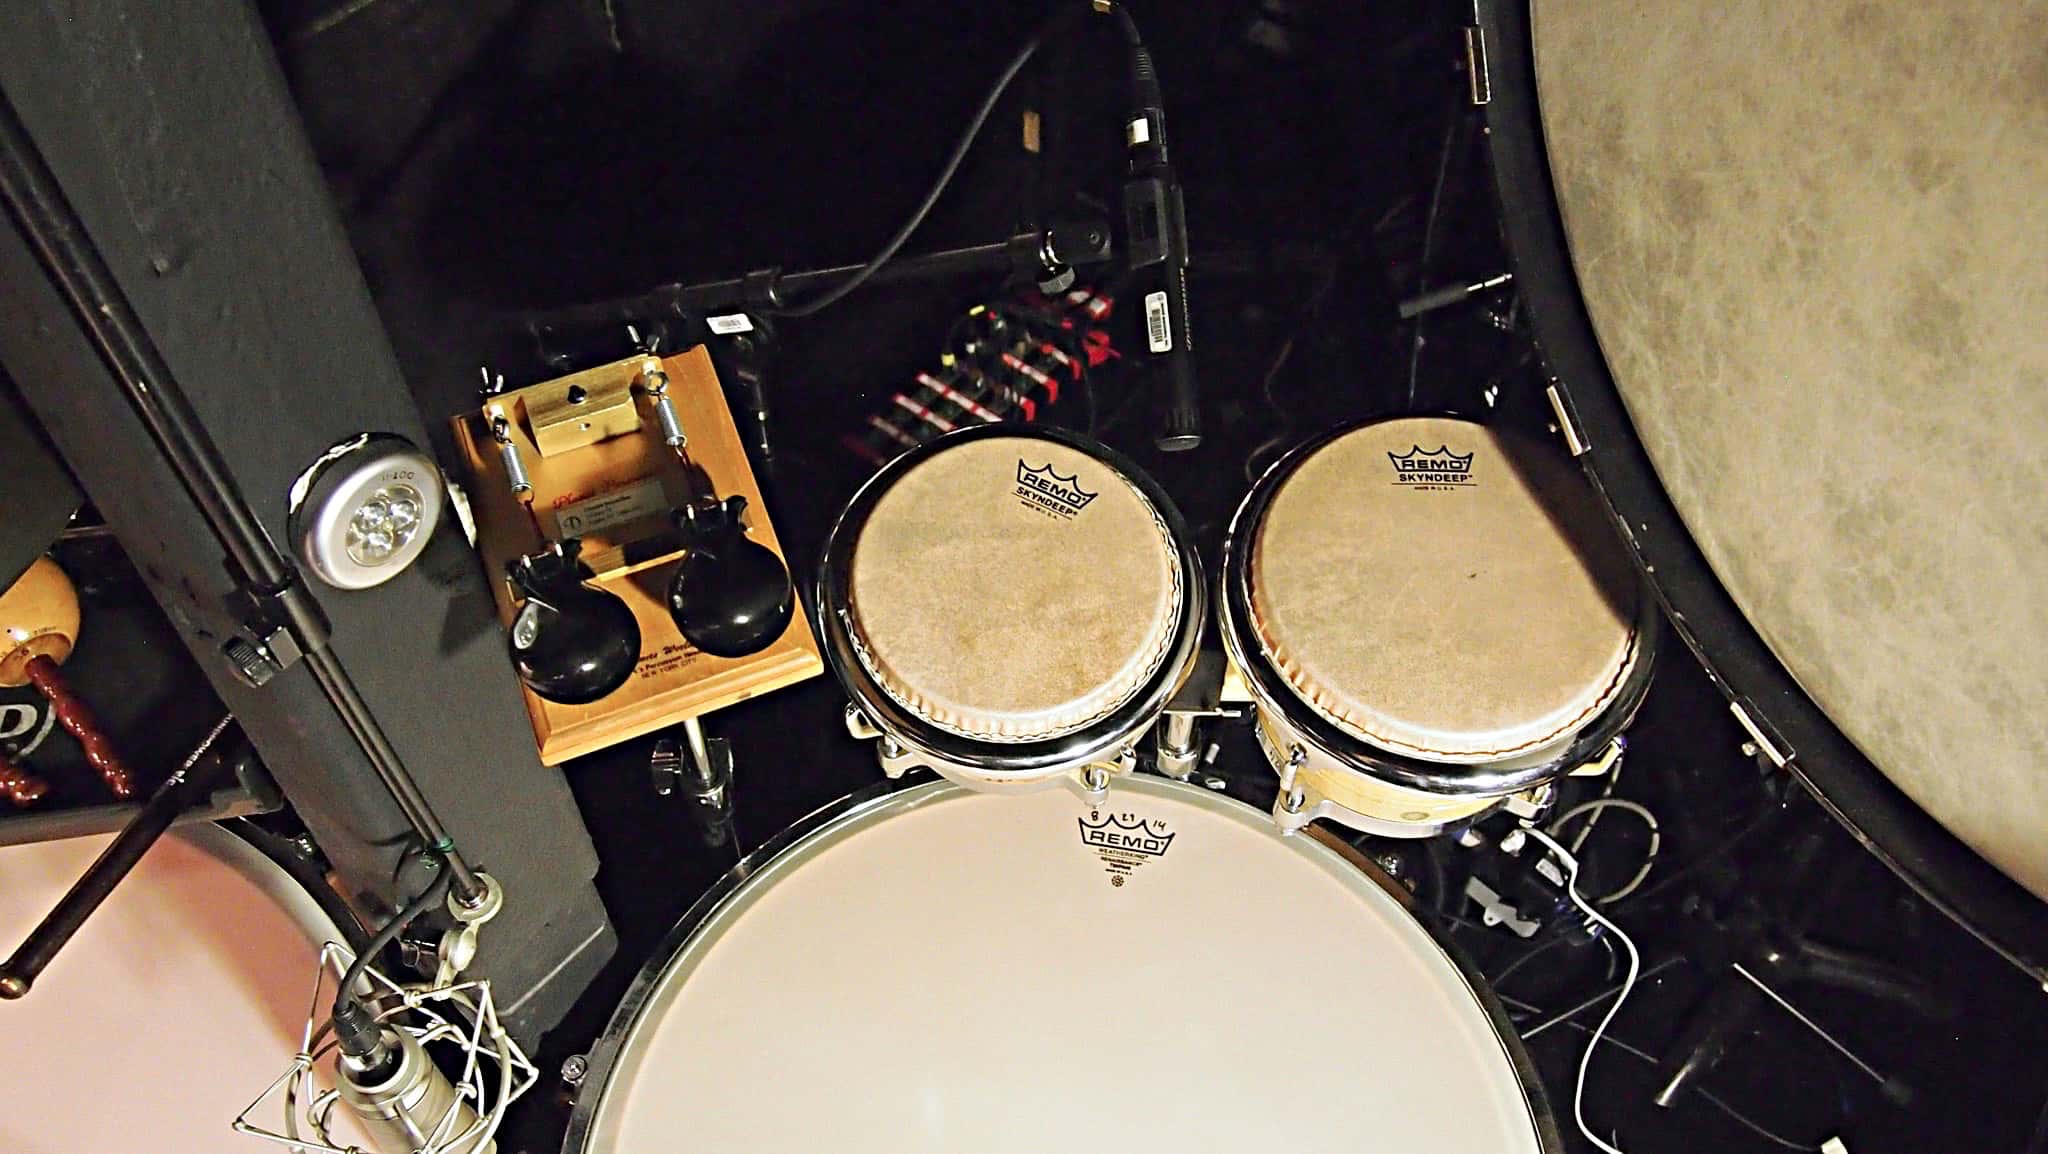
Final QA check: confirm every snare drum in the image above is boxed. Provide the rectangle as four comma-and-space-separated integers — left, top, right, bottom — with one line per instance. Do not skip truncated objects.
564, 774, 1561, 1153
818, 425, 1204, 805
1222, 416, 1657, 837
0, 825, 352, 1154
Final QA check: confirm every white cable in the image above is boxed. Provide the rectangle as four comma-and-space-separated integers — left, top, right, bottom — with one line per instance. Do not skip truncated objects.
1518, 825, 1642, 1154
1548, 797, 1663, 902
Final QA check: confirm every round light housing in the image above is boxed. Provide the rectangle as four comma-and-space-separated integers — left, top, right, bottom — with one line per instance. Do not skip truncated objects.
292, 436, 445, 590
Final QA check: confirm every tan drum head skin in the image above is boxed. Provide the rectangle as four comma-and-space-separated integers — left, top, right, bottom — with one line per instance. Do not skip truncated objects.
578, 778, 1550, 1154
1249, 418, 1639, 763
846, 436, 1182, 741
1531, 0, 2048, 898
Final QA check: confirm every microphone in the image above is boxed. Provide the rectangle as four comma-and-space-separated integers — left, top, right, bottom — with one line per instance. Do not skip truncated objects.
335, 1013, 495, 1154
1110, 5, 1200, 452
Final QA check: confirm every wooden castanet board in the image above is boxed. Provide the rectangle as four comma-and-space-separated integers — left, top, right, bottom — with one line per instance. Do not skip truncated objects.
451, 347, 822, 765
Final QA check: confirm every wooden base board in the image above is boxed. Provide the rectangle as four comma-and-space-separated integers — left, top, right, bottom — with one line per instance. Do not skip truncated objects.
452, 347, 823, 764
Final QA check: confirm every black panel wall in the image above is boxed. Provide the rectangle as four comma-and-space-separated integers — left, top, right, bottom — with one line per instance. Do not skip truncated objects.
0, 0, 612, 1040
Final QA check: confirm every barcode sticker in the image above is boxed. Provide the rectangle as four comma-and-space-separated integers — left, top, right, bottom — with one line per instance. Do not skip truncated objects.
1143, 290, 1172, 353
706, 313, 755, 335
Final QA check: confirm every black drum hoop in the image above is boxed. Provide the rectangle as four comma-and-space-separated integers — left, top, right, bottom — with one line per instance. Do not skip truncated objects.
1473, 0, 2048, 981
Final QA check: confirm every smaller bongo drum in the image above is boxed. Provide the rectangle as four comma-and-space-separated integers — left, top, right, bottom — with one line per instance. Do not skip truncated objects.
1221, 416, 1657, 837
818, 425, 1204, 804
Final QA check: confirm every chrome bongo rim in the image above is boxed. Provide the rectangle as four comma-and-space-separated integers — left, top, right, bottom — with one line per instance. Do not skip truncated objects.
1220, 418, 1661, 799
560, 772, 1563, 1154
815, 424, 1206, 780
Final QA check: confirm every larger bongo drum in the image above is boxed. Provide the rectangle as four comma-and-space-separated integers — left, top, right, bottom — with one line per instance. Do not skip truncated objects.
1222, 416, 1658, 837
563, 774, 1560, 1153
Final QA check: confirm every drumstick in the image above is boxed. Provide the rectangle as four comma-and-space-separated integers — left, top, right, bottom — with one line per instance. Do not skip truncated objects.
0, 558, 135, 799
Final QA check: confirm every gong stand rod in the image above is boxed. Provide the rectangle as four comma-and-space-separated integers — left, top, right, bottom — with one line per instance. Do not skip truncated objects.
534, 221, 1115, 332
0, 91, 482, 907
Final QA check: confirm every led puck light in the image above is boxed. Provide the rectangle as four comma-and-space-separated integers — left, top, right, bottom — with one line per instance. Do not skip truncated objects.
290, 435, 445, 590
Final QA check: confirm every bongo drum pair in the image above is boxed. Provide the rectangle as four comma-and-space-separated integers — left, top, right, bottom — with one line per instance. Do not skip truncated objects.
821, 419, 1654, 835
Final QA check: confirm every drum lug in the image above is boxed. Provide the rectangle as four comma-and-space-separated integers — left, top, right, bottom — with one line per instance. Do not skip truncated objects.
1064, 751, 1131, 808
1568, 736, 1626, 776
1271, 789, 1320, 836
1544, 384, 1589, 456
1502, 783, 1556, 822
1728, 699, 1793, 769
1464, 876, 1541, 938
1271, 746, 1316, 835
1462, 22, 1491, 106
844, 704, 882, 741
561, 1053, 590, 1087
846, 706, 923, 779
874, 735, 922, 780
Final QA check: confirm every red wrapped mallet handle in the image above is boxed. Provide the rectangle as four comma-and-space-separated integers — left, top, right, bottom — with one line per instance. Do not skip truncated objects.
0, 558, 134, 798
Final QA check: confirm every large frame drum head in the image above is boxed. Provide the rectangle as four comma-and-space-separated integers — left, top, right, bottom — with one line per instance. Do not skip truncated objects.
1478, 0, 2048, 974
0, 828, 349, 1154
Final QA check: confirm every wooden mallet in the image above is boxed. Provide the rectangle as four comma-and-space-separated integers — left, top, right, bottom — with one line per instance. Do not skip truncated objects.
0, 557, 133, 800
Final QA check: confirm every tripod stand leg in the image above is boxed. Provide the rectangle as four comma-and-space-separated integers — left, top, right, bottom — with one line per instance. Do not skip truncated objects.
1654, 972, 1765, 1107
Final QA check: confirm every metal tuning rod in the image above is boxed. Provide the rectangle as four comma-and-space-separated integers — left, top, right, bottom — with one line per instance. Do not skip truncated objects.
630, 346, 688, 456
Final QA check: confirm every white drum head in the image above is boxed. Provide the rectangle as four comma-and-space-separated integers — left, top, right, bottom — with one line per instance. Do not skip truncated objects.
574, 776, 1550, 1153
0, 828, 344, 1154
